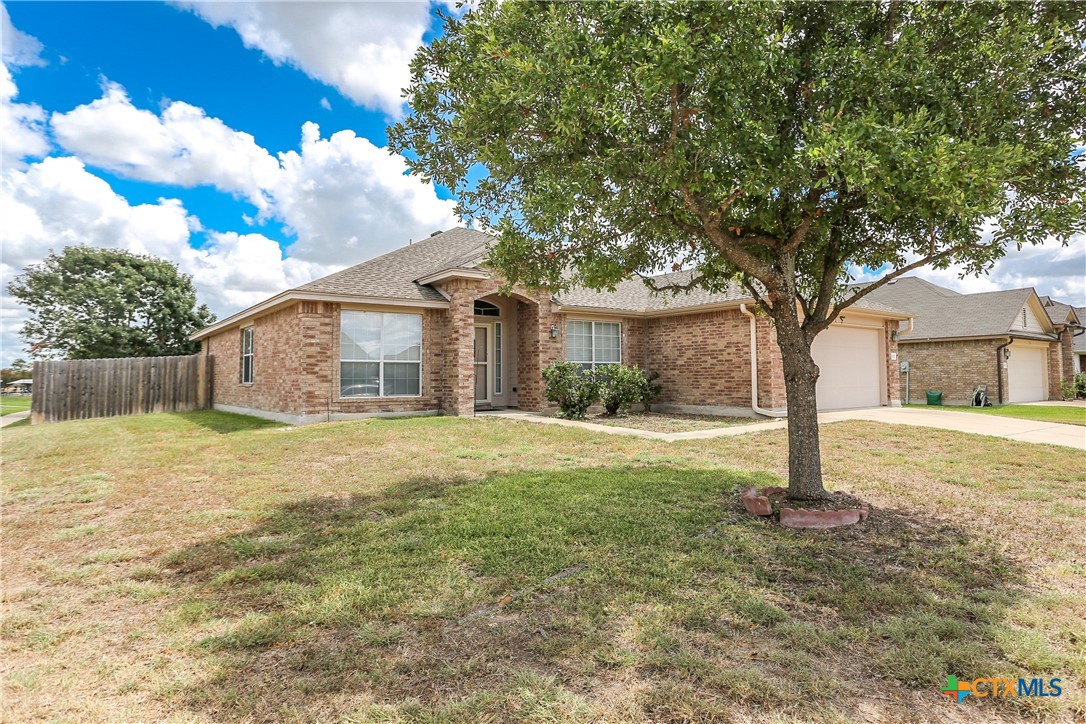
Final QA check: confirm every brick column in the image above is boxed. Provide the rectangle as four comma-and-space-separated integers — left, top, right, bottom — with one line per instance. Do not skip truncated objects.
443, 283, 477, 416
885, 320, 901, 406
1048, 341, 1064, 400
514, 296, 563, 412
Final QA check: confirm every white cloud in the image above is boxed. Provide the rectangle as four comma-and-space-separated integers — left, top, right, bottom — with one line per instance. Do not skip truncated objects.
47, 81, 459, 265
320, 96, 332, 111
1, 2, 45, 68
0, 157, 336, 364
1, 61, 49, 169
271, 122, 458, 264
51, 82, 279, 212
1, 5, 49, 168
175, 1, 432, 116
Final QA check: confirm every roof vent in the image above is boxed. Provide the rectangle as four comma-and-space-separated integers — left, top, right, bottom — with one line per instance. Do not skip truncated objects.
430, 230, 442, 237
887, 279, 897, 284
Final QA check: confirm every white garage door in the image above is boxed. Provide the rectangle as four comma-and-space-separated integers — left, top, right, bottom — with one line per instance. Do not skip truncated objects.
811, 326, 883, 411
1007, 346, 1046, 403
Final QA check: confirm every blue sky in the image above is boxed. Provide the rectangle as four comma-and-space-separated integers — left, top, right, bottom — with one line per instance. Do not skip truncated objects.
2, 1, 1084, 366
2, 1, 468, 364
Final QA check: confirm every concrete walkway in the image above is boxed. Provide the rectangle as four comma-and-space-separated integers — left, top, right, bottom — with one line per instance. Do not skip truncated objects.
0, 411, 30, 428
479, 407, 1085, 450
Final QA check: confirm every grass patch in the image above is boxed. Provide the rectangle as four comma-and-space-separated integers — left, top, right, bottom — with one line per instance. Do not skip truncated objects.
1, 410, 1082, 721
905, 402, 1086, 426
589, 411, 762, 433
1, 395, 32, 415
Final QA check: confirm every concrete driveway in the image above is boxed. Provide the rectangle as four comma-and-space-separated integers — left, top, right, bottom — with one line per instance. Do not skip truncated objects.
817, 406, 1085, 450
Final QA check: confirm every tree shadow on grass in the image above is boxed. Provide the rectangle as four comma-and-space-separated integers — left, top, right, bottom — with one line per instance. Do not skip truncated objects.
167, 410, 283, 435
160, 465, 1034, 721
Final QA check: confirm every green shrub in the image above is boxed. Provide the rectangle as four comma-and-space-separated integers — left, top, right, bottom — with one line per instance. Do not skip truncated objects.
542, 361, 599, 420
593, 364, 657, 416
1075, 371, 1086, 399
641, 370, 663, 405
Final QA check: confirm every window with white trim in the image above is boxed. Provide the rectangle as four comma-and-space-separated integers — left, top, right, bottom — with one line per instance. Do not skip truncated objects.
566, 320, 621, 370
240, 327, 254, 384
494, 322, 503, 394
340, 311, 422, 397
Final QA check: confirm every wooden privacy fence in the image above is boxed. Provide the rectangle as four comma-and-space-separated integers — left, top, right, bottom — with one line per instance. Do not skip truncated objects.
31, 354, 212, 424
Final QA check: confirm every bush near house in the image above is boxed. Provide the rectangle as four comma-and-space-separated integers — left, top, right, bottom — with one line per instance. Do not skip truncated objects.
542, 362, 662, 419
594, 364, 660, 416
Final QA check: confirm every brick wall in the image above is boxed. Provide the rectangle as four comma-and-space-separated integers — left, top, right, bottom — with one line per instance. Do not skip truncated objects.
1048, 341, 1064, 399
205, 301, 447, 420
646, 308, 756, 409
897, 338, 1003, 406
204, 304, 305, 415
206, 290, 905, 421
884, 320, 901, 405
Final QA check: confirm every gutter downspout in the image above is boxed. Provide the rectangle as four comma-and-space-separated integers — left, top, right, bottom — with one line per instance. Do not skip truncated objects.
740, 303, 787, 418
995, 338, 1013, 404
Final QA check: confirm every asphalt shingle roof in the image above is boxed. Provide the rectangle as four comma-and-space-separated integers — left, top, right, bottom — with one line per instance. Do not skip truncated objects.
857, 276, 1050, 341
295, 227, 491, 301
290, 227, 904, 317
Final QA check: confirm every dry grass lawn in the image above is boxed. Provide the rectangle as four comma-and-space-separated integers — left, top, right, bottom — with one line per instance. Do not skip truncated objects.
589, 410, 762, 433
1, 411, 1083, 722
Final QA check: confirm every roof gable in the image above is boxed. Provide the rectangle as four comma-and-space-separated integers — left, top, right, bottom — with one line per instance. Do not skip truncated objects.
860, 276, 1056, 341
296, 227, 491, 301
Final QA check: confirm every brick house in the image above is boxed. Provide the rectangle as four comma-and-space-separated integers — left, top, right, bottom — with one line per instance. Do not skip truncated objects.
861, 277, 1081, 405
193, 228, 908, 424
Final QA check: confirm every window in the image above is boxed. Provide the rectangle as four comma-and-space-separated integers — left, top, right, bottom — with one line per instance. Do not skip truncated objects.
240, 327, 254, 384
566, 320, 621, 370
474, 299, 500, 317
494, 322, 503, 394
340, 311, 422, 397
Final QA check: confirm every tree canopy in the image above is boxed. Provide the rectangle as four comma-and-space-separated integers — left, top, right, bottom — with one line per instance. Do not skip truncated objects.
390, 1, 1086, 499
8, 247, 216, 360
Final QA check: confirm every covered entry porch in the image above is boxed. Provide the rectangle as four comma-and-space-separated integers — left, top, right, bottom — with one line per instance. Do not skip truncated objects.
436, 278, 561, 416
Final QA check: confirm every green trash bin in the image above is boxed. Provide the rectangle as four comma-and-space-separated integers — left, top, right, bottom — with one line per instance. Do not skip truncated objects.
925, 390, 943, 406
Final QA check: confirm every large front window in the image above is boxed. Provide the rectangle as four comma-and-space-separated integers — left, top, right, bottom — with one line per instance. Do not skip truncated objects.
340, 311, 422, 397
566, 320, 621, 370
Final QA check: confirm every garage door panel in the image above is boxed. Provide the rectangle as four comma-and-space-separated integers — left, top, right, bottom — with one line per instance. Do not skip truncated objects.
811, 327, 882, 411
1007, 347, 1046, 403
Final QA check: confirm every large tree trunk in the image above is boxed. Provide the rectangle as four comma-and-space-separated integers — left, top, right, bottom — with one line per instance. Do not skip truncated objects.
771, 307, 826, 500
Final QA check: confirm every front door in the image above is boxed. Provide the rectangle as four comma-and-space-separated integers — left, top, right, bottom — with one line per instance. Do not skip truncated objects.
474, 325, 489, 404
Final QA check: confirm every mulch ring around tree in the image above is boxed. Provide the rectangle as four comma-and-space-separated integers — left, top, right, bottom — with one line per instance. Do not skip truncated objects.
741, 485, 871, 529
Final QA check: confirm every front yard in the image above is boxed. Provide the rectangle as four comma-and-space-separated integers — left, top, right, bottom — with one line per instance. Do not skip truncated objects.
589, 410, 762, 433
1, 412, 1083, 722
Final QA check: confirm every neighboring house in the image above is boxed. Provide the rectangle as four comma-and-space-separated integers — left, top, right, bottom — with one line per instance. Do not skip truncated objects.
4, 379, 32, 394
1038, 296, 1084, 377
860, 277, 1078, 405
192, 228, 908, 424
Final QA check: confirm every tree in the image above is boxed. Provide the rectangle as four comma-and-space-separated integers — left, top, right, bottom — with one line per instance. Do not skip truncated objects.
8, 247, 216, 360
1, 359, 31, 385
390, 1, 1086, 499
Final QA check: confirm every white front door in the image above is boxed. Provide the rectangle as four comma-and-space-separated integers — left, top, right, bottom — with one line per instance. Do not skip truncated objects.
474, 325, 489, 404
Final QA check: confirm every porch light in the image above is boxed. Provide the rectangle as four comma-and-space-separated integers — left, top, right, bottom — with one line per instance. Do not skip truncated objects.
891, 330, 899, 342
550, 324, 561, 339
1004, 347, 1011, 360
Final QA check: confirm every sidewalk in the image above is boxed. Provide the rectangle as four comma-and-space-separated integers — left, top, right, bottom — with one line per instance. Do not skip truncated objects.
478, 407, 1085, 450
0, 411, 30, 428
